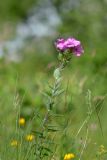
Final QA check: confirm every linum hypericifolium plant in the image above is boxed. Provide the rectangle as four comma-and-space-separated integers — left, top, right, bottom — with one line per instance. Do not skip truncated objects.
33, 37, 84, 159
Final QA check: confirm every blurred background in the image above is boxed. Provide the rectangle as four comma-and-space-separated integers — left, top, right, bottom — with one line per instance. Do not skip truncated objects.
0, 0, 107, 159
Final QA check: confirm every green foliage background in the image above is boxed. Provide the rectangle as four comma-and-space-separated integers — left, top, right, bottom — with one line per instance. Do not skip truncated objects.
0, 0, 38, 21
0, 0, 107, 159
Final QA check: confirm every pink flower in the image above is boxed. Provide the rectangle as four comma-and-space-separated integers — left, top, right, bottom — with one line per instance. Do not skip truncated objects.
55, 37, 84, 56
72, 44, 84, 57
55, 38, 66, 51
64, 38, 80, 48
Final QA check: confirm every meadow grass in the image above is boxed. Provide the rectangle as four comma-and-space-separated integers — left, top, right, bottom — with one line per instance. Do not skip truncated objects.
0, 49, 107, 160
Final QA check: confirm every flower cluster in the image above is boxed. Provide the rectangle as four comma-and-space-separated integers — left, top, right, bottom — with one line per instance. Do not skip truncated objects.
64, 153, 75, 160
55, 37, 84, 56
10, 134, 34, 148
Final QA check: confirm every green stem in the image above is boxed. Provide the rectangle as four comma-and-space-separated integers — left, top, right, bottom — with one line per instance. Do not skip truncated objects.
37, 55, 71, 159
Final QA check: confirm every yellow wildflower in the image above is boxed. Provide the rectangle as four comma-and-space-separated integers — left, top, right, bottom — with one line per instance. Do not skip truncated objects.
64, 153, 75, 160
25, 134, 34, 142
98, 145, 107, 155
10, 140, 18, 147
19, 117, 25, 126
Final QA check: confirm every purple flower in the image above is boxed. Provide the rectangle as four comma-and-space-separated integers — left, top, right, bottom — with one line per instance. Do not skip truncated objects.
64, 38, 80, 48
72, 44, 84, 57
55, 37, 84, 56
55, 38, 66, 51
